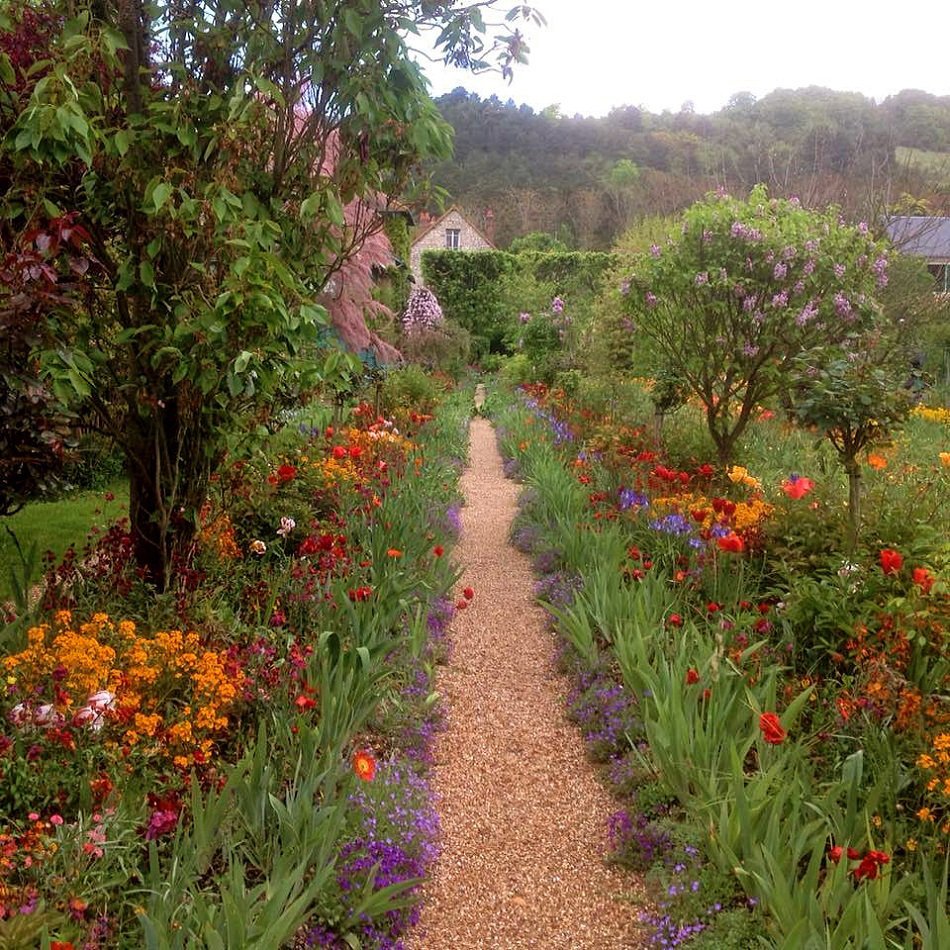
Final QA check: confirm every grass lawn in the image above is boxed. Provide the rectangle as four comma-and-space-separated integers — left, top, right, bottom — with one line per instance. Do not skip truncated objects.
0, 481, 129, 604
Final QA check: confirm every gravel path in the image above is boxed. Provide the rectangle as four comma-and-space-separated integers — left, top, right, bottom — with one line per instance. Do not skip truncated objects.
408, 417, 647, 949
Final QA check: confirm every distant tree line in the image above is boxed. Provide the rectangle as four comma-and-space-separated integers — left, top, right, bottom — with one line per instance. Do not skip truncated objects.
428, 86, 950, 249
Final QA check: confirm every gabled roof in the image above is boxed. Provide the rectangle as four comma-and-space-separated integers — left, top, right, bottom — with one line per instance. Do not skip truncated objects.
884, 216, 950, 259
410, 205, 495, 249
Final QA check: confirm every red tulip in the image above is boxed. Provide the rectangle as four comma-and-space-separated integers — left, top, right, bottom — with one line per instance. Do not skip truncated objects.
758, 711, 787, 745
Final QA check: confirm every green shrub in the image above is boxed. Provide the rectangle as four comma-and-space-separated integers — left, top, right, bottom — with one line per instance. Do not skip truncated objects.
380, 365, 443, 415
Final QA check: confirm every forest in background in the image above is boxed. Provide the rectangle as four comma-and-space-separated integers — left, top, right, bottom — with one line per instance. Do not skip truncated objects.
427, 85, 950, 248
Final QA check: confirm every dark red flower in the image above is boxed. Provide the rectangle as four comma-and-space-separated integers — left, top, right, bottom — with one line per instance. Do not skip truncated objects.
462, 586, 475, 600
277, 464, 297, 482
685, 668, 700, 685
433, 545, 444, 557
828, 845, 844, 863
912, 566, 934, 594
758, 711, 787, 745
667, 613, 683, 627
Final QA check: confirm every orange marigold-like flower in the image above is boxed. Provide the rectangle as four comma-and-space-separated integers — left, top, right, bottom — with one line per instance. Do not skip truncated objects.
353, 749, 377, 782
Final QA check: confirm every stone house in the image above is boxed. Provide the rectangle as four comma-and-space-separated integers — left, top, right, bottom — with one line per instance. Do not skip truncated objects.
885, 216, 950, 292
409, 206, 495, 285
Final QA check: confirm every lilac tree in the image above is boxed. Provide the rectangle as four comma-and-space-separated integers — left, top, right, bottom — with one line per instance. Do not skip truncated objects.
622, 186, 889, 464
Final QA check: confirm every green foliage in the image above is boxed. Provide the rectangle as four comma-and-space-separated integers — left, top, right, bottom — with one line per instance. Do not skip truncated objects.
421, 249, 516, 356
509, 231, 568, 253
379, 365, 444, 416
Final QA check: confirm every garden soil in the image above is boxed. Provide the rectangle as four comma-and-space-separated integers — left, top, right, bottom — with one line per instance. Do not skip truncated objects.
407, 416, 648, 949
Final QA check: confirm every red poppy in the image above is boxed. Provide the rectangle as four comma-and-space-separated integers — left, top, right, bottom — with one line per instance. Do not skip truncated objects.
51, 943, 75, 950
349, 446, 362, 459
685, 668, 700, 685
667, 613, 683, 627
781, 475, 814, 499
277, 464, 297, 482
706, 602, 721, 614
347, 586, 372, 602
758, 712, 787, 745
387, 548, 403, 558
912, 566, 934, 594
879, 548, 903, 576
332, 445, 348, 460
852, 850, 889, 881
294, 694, 316, 710
353, 750, 376, 782
690, 509, 708, 523
433, 545, 444, 557
716, 532, 745, 553
828, 845, 844, 863
455, 599, 468, 610
463, 586, 475, 600
847, 847, 862, 861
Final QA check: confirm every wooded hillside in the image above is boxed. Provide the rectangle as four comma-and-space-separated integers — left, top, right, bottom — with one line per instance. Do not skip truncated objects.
428, 86, 950, 248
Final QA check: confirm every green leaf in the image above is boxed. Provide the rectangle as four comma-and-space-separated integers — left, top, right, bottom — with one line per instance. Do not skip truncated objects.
152, 182, 173, 213
0, 53, 14, 86
42, 198, 62, 218
233, 351, 253, 374
114, 128, 131, 156
140, 259, 155, 288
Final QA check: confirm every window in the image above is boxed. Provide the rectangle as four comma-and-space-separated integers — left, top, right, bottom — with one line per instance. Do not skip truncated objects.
445, 228, 461, 250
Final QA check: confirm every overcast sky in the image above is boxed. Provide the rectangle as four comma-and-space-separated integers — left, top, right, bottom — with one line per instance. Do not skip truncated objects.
412, 0, 950, 116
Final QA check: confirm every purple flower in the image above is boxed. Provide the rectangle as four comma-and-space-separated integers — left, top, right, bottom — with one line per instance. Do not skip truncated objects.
650, 243, 662, 258
773, 262, 787, 280
694, 272, 709, 286
645, 291, 658, 309
551, 296, 565, 314
834, 292, 852, 317
833, 263, 846, 278
771, 291, 788, 309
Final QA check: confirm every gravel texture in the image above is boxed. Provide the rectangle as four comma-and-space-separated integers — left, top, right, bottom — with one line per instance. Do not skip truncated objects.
408, 417, 647, 949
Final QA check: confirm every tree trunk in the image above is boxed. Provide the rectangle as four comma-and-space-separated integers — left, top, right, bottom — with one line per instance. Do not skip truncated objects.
126, 393, 208, 592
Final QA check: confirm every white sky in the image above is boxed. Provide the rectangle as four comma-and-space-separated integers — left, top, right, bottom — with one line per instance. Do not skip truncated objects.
412, 0, 950, 116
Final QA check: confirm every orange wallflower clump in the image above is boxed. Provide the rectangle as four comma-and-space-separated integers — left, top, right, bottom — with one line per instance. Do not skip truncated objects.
917, 733, 950, 813
4, 613, 243, 769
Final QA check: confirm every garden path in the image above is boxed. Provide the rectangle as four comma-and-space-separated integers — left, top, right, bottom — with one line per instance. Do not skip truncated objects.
408, 417, 647, 949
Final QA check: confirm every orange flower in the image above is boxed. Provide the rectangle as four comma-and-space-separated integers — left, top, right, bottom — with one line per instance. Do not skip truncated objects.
353, 749, 376, 782
386, 548, 403, 558
866, 453, 888, 470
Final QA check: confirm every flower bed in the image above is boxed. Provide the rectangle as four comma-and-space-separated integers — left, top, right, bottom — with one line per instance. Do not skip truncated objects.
1, 389, 469, 947
495, 381, 949, 946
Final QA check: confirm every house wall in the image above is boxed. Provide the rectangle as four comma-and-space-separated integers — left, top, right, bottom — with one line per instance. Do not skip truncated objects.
410, 209, 493, 285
